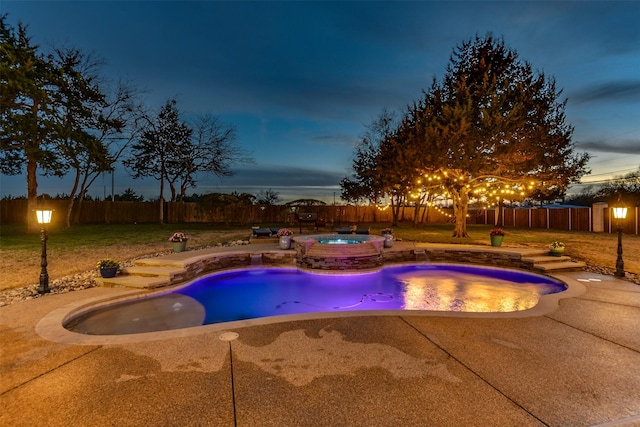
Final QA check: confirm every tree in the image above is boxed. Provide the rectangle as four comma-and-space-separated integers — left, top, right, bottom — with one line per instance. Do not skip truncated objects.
124, 99, 192, 223
125, 103, 252, 222
377, 110, 429, 226
113, 188, 144, 202
70, 81, 141, 224
256, 189, 280, 205
398, 34, 589, 236
586, 168, 640, 206
50, 47, 141, 227
0, 16, 61, 232
1, 16, 140, 228
182, 114, 252, 201
340, 108, 396, 220
340, 176, 369, 206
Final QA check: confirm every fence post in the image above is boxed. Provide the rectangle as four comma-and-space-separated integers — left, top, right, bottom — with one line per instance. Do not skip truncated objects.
546, 208, 550, 229
592, 202, 607, 232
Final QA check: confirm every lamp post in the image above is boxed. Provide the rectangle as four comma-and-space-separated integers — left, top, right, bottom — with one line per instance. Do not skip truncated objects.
35, 208, 53, 294
612, 200, 628, 278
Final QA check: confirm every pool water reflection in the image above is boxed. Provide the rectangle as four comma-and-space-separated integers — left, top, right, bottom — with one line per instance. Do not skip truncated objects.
177, 264, 565, 325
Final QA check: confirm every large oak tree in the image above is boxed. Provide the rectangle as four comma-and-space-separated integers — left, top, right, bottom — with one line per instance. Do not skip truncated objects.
388, 34, 590, 236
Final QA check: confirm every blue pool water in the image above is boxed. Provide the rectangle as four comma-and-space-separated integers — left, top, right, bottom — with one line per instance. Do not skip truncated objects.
316, 238, 364, 244
175, 264, 566, 325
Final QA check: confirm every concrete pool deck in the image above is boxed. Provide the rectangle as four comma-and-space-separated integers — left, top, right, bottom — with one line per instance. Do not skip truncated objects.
1, 245, 639, 425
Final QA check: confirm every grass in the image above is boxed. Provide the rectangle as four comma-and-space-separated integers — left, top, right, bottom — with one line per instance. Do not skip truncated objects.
0, 223, 249, 292
1, 222, 638, 292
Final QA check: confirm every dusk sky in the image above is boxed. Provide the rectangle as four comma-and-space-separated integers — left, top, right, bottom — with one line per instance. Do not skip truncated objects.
2, 1, 639, 203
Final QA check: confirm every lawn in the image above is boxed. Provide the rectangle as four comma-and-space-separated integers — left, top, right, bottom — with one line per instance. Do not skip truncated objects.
1, 222, 638, 292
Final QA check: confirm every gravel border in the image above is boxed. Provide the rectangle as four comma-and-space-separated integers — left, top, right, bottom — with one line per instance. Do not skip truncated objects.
0, 240, 251, 307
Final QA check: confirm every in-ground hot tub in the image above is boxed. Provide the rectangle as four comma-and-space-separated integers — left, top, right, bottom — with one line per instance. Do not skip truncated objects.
293, 234, 386, 271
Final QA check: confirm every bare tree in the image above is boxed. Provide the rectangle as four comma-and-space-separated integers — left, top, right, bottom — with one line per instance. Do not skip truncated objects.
256, 189, 280, 205
51, 47, 142, 226
125, 99, 191, 223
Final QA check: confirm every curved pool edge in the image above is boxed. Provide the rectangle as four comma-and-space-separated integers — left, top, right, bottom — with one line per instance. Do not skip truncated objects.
35, 270, 587, 346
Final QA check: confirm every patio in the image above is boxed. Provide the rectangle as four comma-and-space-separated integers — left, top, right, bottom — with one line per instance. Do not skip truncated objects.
1, 251, 638, 425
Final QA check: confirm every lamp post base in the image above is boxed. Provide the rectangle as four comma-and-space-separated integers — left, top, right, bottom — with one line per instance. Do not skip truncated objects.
38, 228, 50, 294
38, 277, 50, 294
615, 225, 625, 278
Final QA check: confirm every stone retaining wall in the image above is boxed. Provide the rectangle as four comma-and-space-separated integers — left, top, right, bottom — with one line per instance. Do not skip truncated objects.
382, 247, 533, 271
297, 254, 383, 271
176, 245, 543, 286
187, 253, 252, 279
261, 251, 297, 266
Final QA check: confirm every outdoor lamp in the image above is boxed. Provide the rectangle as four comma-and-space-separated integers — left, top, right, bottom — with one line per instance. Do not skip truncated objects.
612, 200, 627, 278
35, 208, 53, 294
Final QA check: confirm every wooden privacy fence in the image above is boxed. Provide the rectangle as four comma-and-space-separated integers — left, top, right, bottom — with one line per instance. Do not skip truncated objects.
1, 200, 638, 235
0, 200, 445, 226
473, 205, 639, 235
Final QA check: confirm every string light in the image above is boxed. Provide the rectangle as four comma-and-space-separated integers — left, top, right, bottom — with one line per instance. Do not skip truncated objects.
397, 169, 542, 213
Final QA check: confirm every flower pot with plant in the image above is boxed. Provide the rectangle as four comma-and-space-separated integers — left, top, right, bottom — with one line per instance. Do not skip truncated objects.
549, 241, 565, 256
276, 228, 293, 249
489, 228, 505, 247
169, 232, 188, 252
381, 228, 394, 247
97, 259, 120, 278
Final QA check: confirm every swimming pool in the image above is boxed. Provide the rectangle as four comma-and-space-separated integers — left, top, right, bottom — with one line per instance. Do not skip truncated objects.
65, 264, 567, 335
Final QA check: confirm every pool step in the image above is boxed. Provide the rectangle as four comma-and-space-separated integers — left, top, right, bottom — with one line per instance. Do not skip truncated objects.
95, 274, 171, 289
522, 254, 586, 272
134, 258, 188, 268
121, 266, 189, 280
532, 260, 587, 272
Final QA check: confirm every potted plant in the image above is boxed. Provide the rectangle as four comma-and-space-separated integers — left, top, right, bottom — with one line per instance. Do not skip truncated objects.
276, 228, 293, 249
549, 241, 565, 256
489, 228, 505, 247
169, 232, 189, 252
97, 259, 119, 278
381, 228, 394, 248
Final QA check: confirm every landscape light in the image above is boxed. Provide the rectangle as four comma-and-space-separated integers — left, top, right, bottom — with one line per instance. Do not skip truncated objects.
35, 208, 53, 294
612, 198, 627, 278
